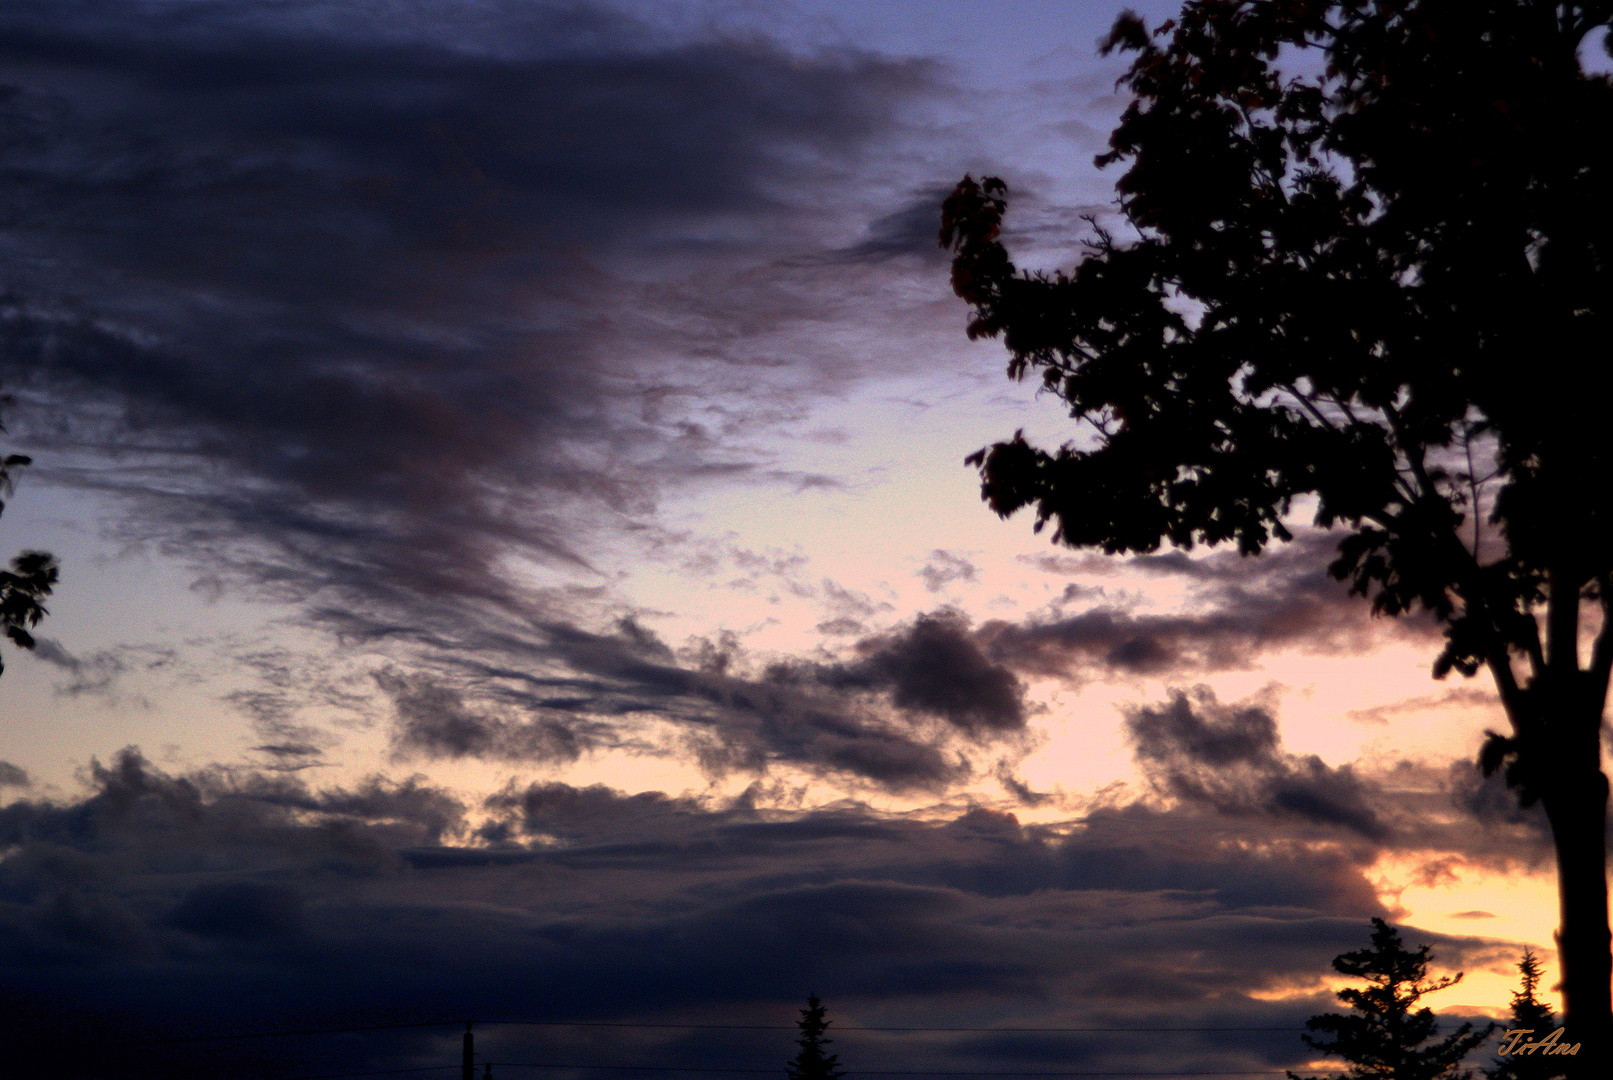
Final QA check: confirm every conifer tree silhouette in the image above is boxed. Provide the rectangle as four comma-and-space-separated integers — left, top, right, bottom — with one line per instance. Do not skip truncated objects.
786, 995, 846, 1080
1287, 919, 1491, 1080
1486, 949, 1568, 1080
940, 4, 1613, 1069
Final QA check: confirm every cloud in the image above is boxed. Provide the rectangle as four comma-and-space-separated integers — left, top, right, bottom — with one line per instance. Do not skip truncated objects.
1113, 684, 1568, 872
379, 668, 591, 765
23, 637, 174, 698
1124, 687, 1387, 839
0, 748, 1527, 1079
366, 612, 1035, 793
1, 1, 1435, 808
837, 611, 1026, 736
1345, 687, 1500, 724
165, 880, 306, 939
918, 549, 978, 593
838, 185, 961, 263
0, 0, 1051, 809
0, 761, 28, 786
346, 528, 1465, 796
483, 779, 720, 845
982, 532, 1436, 682
0, 0, 939, 551
0, 0, 949, 754
247, 742, 324, 767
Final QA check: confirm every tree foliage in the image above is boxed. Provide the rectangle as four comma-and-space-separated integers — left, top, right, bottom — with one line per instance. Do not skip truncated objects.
940, 1, 1613, 1063
0, 387, 56, 676
786, 995, 846, 1080
1485, 950, 1568, 1080
1287, 918, 1491, 1080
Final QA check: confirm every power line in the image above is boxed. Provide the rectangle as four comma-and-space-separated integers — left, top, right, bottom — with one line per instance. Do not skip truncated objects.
107, 1021, 1390, 1080
268, 1068, 1351, 1080
133, 1021, 463, 1045
281, 1068, 460, 1080
122, 1015, 1500, 1052
485, 1065, 1349, 1077
125, 1021, 1317, 1045
488, 1024, 1309, 1034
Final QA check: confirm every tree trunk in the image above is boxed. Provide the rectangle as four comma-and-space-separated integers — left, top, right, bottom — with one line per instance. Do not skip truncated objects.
1538, 729, 1610, 1080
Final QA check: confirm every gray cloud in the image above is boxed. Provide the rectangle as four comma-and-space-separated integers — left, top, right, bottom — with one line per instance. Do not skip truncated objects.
1125, 687, 1387, 840
24, 637, 175, 698
918, 549, 978, 593
165, 880, 306, 940
839, 185, 961, 263
0, 0, 1002, 797
0, 747, 1525, 1079
367, 612, 1032, 793
983, 532, 1439, 682
353, 533, 1462, 795
835, 610, 1026, 736
0, 0, 934, 550
379, 667, 592, 764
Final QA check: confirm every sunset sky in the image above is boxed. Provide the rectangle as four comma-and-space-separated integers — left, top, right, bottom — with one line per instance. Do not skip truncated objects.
0, 2, 1597, 1078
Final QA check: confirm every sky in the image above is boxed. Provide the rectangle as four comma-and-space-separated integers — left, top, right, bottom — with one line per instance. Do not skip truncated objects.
0, 1, 1592, 1078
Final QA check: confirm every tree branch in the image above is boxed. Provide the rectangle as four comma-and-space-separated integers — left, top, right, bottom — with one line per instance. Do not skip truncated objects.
1281, 382, 1340, 432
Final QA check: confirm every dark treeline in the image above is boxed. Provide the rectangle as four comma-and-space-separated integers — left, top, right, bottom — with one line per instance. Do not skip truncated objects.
15, 928, 1541, 1080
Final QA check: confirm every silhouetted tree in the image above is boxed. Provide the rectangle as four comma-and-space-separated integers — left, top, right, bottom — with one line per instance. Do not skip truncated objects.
1486, 949, 1569, 1080
786, 995, 846, 1080
0, 387, 55, 676
940, 3, 1613, 1069
1287, 918, 1491, 1080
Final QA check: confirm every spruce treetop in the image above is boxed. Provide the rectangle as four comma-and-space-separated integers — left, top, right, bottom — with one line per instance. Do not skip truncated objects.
1486, 949, 1567, 1080
1287, 919, 1491, 1080
786, 995, 846, 1080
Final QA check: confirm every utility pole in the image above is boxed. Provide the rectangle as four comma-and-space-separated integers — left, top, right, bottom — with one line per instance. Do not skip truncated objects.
463, 1021, 474, 1080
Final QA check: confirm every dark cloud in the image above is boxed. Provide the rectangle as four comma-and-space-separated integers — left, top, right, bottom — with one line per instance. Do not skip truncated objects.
354, 535, 1455, 794
0, 0, 936, 540
995, 763, 1055, 806
1442, 757, 1558, 866
1124, 687, 1387, 840
379, 668, 590, 764
0, 1, 1442, 811
0, 761, 28, 786
840, 185, 960, 263
982, 532, 1437, 682
838, 611, 1026, 736
166, 880, 305, 939
0, 749, 1525, 1079
0, 0, 952, 767
484, 779, 710, 844
1128, 687, 1281, 768
1116, 686, 1569, 871
366, 613, 1032, 793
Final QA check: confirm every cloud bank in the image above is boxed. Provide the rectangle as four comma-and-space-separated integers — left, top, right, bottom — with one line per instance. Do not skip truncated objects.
0, 743, 1540, 1079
